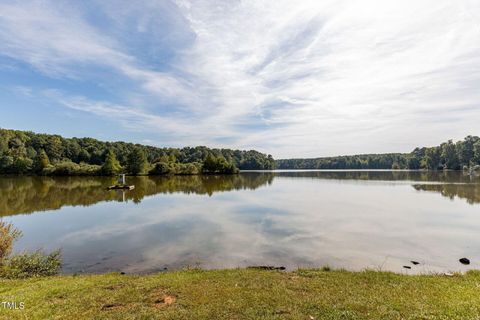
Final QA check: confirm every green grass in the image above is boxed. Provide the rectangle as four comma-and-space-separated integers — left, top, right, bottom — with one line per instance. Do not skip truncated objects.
1, 269, 480, 319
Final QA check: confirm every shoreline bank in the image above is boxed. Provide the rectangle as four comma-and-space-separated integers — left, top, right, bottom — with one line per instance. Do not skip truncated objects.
2, 268, 480, 319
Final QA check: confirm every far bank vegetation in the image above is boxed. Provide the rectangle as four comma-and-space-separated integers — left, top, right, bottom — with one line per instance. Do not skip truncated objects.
277, 136, 480, 171
0, 129, 275, 176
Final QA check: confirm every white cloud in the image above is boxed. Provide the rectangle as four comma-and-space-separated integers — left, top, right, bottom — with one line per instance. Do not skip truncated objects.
41, 90, 215, 146
173, 0, 480, 156
1, 0, 480, 157
0, 0, 193, 101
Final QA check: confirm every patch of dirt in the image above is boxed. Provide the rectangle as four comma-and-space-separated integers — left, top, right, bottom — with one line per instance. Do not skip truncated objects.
99, 284, 125, 290
101, 303, 125, 311
153, 295, 177, 309
274, 309, 290, 315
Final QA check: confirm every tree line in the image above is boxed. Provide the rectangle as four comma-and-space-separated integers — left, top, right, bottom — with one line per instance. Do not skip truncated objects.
276, 136, 480, 170
3, 129, 478, 174
0, 128, 275, 176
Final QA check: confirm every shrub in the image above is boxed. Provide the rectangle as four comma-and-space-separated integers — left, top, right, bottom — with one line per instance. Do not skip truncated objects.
0, 156, 33, 174
0, 221, 61, 278
43, 161, 101, 176
149, 161, 202, 175
177, 163, 201, 175
149, 161, 174, 175
0, 221, 22, 266
1, 250, 62, 278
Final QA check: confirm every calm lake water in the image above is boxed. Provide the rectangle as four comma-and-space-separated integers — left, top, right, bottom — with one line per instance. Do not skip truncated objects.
1, 171, 480, 274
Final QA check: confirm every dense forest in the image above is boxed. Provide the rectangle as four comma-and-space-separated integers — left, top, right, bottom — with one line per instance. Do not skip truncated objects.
2, 128, 478, 175
0, 128, 275, 176
276, 136, 480, 170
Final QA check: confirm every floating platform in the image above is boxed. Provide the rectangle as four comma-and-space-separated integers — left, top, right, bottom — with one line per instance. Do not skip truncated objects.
107, 185, 135, 190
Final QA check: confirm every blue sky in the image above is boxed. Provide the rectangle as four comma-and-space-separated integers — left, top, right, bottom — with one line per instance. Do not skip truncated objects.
0, 0, 479, 158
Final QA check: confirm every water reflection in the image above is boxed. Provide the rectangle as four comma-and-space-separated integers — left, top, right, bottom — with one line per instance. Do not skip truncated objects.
2, 171, 479, 274
273, 170, 480, 183
0, 173, 274, 216
412, 183, 480, 204
272, 171, 480, 204
1, 171, 478, 218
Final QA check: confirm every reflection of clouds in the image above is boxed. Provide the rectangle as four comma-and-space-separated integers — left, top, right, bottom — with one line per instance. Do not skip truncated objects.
9, 176, 480, 274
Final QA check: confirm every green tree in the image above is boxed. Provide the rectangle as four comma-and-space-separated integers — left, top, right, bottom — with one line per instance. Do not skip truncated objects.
202, 153, 218, 173
441, 140, 460, 170
168, 154, 177, 163
457, 136, 476, 166
34, 149, 51, 173
202, 153, 238, 174
10, 157, 33, 174
78, 149, 91, 163
424, 147, 441, 170
64, 140, 81, 161
391, 162, 401, 170
407, 156, 421, 170
0, 155, 13, 173
473, 141, 480, 165
45, 136, 63, 161
101, 150, 122, 176
0, 135, 8, 155
126, 147, 147, 175
8, 137, 26, 158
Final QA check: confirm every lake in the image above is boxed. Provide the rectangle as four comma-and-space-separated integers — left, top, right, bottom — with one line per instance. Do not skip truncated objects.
1, 171, 479, 274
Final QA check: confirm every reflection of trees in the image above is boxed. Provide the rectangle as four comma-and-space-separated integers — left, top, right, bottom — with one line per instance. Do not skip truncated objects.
274, 170, 480, 204
412, 184, 480, 205
0, 173, 274, 217
2, 170, 478, 216
275, 170, 480, 183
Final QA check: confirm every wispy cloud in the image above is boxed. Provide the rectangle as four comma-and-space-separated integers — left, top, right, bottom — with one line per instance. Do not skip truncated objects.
1, 0, 479, 156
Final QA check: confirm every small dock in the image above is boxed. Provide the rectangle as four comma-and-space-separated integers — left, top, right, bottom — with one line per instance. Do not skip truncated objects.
107, 185, 135, 190
108, 174, 135, 190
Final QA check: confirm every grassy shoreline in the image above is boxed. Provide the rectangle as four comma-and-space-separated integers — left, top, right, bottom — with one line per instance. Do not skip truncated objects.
1, 268, 480, 319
